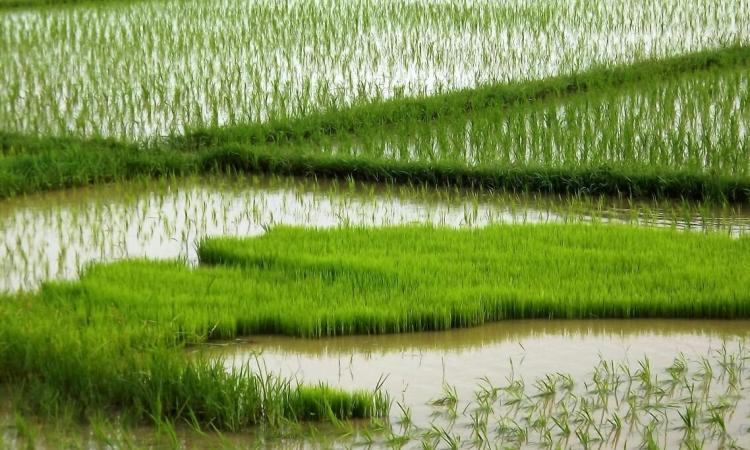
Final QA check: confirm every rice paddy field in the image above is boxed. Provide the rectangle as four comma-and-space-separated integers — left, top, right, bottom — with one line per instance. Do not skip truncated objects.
2, 0, 750, 448
2, 0, 748, 140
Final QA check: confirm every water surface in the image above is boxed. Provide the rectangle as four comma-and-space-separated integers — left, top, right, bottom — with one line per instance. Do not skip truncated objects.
1, 175, 748, 292
198, 319, 750, 448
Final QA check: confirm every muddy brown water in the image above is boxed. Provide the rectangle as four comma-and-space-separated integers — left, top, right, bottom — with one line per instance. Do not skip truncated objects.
194, 319, 750, 448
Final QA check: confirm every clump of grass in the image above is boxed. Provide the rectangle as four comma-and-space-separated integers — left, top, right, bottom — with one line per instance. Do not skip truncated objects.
0, 291, 389, 432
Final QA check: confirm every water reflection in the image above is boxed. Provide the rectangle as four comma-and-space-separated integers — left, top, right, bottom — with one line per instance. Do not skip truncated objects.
1, 175, 748, 292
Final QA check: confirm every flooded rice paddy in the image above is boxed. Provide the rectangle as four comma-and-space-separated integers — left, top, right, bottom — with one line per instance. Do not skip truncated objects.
3, 0, 750, 446
200, 320, 750, 448
1, 175, 749, 292
2, 0, 749, 139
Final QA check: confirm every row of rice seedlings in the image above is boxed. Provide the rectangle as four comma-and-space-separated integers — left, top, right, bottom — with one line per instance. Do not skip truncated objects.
1, 0, 748, 140
2, 175, 747, 292
321, 66, 750, 175
2, 44, 749, 201
359, 342, 749, 449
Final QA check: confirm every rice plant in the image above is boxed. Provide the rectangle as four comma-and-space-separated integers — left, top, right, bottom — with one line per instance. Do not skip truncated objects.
27, 223, 749, 342
1, 0, 749, 140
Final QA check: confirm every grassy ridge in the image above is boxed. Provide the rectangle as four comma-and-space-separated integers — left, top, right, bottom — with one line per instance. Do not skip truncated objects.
3, 140, 748, 202
201, 146, 750, 202
0, 133, 192, 196
1, 46, 750, 201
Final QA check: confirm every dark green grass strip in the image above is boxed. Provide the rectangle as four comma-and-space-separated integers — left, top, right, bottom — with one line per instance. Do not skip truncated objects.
2, 139, 749, 202
202, 146, 750, 203
0, 135, 191, 196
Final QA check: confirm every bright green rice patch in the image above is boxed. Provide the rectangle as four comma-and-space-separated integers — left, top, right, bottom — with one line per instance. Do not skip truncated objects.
36, 224, 750, 341
196, 225, 749, 331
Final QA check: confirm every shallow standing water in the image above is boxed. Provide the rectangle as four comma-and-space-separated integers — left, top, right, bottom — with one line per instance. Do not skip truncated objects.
196, 319, 750, 449
0, 175, 748, 292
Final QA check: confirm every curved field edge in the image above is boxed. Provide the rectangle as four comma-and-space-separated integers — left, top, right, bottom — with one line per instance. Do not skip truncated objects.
1, 45, 750, 202
0, 294, 388, 431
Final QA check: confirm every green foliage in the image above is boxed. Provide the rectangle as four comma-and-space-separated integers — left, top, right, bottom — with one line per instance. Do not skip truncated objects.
181, 45, 750, 150
2, 223, 749, 433
29, 224, 749, 341
200, 146, 750, 203
1, 2, 749, 202
0, 294, 388, 431
5, 223, 745, 428
195, 225, 750, 331
3, 0, 748, 139
1, 46, 749, 202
